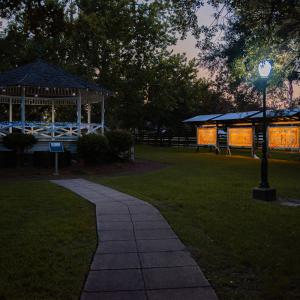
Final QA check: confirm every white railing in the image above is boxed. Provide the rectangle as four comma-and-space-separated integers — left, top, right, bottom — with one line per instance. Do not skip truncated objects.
0, 122, 103, 139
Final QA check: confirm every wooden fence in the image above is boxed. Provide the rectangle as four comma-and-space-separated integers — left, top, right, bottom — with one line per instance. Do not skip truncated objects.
135, 134, 196, 147
134, 132, 265, 151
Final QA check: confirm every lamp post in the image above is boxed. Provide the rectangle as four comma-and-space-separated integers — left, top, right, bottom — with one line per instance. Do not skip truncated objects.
252, 60, 276, 201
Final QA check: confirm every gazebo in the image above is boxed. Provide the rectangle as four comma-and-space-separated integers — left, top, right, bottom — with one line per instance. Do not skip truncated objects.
0, 59, 113, 151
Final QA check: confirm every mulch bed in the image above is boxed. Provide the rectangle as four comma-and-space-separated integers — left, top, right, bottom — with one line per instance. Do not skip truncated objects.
0, 159, 168, 180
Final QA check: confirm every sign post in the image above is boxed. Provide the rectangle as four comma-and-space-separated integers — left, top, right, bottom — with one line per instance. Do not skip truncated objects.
49, 142, 64, 176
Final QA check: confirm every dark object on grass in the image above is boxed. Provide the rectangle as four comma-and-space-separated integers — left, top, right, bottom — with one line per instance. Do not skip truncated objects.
77, 134, 109, 163
106, 130, 133, 159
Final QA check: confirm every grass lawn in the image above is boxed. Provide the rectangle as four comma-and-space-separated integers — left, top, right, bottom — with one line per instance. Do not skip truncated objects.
91, 145, 300, 300
0, 181, 96, 300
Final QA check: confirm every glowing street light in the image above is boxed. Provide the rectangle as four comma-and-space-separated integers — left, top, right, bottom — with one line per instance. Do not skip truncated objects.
258, 60, 272, 78
252, 60, 276, 201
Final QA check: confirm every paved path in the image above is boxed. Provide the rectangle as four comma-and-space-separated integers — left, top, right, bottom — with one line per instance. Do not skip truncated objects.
52, 179, 218, 300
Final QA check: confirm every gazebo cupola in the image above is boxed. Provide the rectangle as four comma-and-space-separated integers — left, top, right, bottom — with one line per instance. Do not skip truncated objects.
0, 59, 112, 140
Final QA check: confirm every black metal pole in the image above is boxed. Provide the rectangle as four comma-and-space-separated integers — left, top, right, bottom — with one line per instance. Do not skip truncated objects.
259, 81, 269, 188
54, 152, 59, 176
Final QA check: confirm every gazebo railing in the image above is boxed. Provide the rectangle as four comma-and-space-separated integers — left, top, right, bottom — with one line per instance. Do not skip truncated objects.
0, 121, 103, 139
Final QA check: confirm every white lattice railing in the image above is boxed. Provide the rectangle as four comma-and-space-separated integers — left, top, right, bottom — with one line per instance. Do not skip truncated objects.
0, 122, 103, 139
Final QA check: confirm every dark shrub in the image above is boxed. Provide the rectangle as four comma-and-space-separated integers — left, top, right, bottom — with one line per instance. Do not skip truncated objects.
77, 134, 109, 163
106, 130, 133, 159
3, 133, 37, 166
3, 133, 37, 153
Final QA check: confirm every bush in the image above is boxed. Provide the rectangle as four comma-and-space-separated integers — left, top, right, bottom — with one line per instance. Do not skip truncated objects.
3, 133, 37, 167
3, 132, 37, 153
77, 134, 109, 163
106, 130, 133, 158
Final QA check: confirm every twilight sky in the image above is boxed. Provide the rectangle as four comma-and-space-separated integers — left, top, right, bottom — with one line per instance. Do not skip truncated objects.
171, 4, 215, 79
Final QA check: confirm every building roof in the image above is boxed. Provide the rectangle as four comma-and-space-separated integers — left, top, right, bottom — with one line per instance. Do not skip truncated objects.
0, 59, 111, 94
183, 108, 300, 124
183, 114, 223, 123
212, 111, 260, 121
250, 108, 300, 119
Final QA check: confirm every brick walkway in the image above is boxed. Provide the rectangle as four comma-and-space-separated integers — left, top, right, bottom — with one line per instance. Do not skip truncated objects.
52, 179, 218, 300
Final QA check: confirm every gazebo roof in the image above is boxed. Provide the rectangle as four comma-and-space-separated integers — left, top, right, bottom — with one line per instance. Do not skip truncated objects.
0, 59, 111, 94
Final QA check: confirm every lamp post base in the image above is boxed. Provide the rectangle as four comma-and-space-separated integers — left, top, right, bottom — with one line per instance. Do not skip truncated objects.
252, 187, 276, 201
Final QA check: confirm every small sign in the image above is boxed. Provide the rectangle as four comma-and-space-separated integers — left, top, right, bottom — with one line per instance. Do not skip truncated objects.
49, 142, 64, 152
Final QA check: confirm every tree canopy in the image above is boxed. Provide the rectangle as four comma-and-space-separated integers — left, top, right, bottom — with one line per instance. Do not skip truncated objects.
198, 0, 300, 108
0, 0, 229, 132
1, 0, 297, 128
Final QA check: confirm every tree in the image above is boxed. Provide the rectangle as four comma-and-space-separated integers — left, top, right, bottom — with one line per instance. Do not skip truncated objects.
197, 0, 300, 108
0, 0, 228, 130
0, 0, 185, 125
143, 53, 231, 134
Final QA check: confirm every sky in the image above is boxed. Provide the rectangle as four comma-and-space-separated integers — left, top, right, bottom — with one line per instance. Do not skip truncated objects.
171, 5, 215, 79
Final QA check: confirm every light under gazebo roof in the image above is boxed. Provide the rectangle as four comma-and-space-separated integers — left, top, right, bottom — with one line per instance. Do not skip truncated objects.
0, 59, 111, 137
0, 59, 113, 105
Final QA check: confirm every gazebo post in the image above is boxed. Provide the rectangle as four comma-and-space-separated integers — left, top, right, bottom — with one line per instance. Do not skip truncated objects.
51, 100, 55, 138
9, 98, 12, 133
87, 103, 91, 133
21, 86, 25, 133
101, 95, 105, 135
77, 91, 82, 136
